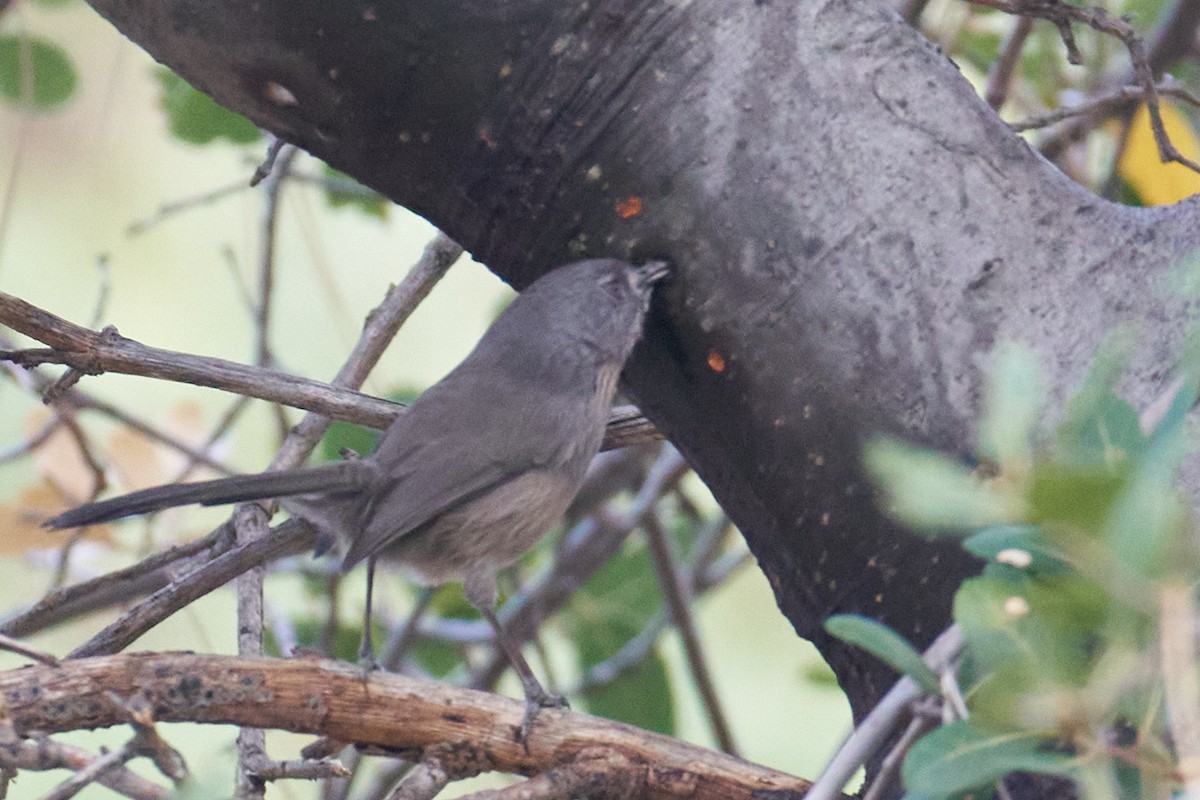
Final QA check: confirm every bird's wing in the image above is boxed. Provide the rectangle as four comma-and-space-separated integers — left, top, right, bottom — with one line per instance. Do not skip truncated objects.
340, 369, 587, 569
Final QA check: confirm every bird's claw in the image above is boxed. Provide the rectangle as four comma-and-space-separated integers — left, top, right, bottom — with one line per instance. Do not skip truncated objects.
518, 689, 569, 743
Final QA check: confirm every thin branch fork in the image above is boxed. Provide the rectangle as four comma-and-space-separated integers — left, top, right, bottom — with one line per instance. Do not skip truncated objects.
1, 652, 819, 800
0, 291, 660, 451
968, 0, 1200, 175
0, 290, 398, 429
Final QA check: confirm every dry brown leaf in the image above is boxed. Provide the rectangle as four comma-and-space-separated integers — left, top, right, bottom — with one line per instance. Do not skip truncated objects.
0, 482, 112, 556
27, 409, 102, 502
106, 400, 217, 491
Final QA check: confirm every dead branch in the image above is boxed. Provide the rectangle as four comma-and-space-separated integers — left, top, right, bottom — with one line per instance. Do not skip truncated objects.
1, 652, 817, 800
0, 292, 661, 451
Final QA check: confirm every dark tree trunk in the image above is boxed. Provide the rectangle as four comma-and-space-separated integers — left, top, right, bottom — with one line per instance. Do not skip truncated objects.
83, 0, 1200, 722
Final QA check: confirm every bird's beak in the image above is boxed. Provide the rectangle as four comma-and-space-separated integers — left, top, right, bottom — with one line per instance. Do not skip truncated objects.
635, 260, 671, 288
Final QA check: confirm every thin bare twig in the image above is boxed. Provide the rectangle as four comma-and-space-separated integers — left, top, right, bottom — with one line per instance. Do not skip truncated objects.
574, 515, 740, 694
455, 750, 641, 800
860, 713, 939, 800
643, 509, 738, 756
0, 735, 169, 800
986, 16, 1034, 110
60, 389, 237, 475
0, 412, 58, 463
268, 232, 463, 470
972, 0, 1200, 173
805, 625, 964, 800
1159, 581, 1200, 794
127, 179, 252, 236
41, 692, 186, 800
235, 506, 272, 800
0, 294, 659, 450
1011, 80, 1200, 132
235, 142, 297, 800
1, 523, 230, 638
0, 291, 401, 429
244, 756, 350, 781
385, 755, 449, 800
250, 137, 288, 187
0, 633, 58, 665
67, 518, 317, 658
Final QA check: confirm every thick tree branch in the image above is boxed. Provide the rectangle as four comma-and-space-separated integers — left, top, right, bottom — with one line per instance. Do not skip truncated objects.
0, 652, 818, 800
67, 0, 1200, 727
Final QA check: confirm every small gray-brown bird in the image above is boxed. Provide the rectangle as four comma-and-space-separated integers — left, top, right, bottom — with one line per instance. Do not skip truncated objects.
48, 257, 670, 735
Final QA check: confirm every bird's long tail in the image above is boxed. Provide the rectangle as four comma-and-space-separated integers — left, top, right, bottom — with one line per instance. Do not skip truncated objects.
45, 459, 377, 529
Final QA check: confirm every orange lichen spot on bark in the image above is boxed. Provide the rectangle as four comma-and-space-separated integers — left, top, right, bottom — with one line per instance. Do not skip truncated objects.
615, 196, 643, 218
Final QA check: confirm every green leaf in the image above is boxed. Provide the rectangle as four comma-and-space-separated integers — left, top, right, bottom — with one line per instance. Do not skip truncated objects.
429, 584, 481, 621
322, 164, 389, 219
1027, 462, 1126, 535
1096, 375, 1197, 578
1061, 392, 1144, 467
864, 437, 1022, 534
963, 526, 1070, 574
0, 35, 76, 110
262, 617, 380, 663
566, 545, 675, 732
318, 420, 381, 463
955, 29, 1002, 73
154, 67, 260, 145
569, 547, 661, 666
903, 721, 1074, 799
803, 661, 840, 687
1055, 339, 1146, 468
582, 651, 674, 735
954, 573, 1107, 715
824, 615, 939, 693
977, 343, 1042, 472
411, 639, 463, 679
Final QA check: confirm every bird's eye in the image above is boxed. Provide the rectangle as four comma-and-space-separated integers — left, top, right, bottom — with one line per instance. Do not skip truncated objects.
599, 274, 624, 298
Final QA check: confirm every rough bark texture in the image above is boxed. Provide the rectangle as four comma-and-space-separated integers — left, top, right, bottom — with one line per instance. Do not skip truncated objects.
80, 0, 1200, 720
0, 652, 816, 799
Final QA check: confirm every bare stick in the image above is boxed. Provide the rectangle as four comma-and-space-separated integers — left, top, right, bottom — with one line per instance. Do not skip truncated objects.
0, 294, 659, 450
1, 526, 228, 638
1011, 81, 1200, 132
643, 509, 738, 756
0, 290, 401, 429
0, 633, 58, 665
3, 652, 817, 800
805, 625, 964, 800
985, 16, 1033, 110
68, 518, 317, 658
970, 0, 1200, 173
0, 736, 169, 800
1160, 581, 1200, 794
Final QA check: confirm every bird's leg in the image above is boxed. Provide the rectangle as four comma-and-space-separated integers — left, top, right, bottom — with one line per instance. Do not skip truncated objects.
357, 555, 380, 670
478, 604, 568, 739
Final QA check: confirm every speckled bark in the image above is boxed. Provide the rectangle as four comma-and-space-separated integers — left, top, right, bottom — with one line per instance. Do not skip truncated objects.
82, 0, 1200, 720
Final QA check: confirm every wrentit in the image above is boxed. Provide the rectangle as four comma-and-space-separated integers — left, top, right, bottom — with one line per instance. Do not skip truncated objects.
48, 257, 669, 734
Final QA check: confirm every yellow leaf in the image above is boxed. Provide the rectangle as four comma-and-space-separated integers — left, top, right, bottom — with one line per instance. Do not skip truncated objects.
1117, 102, 1200, 206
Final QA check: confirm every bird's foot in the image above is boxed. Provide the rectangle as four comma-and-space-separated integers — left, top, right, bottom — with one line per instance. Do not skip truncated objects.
518, 686, 569, 743
356, 631, 382, 677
